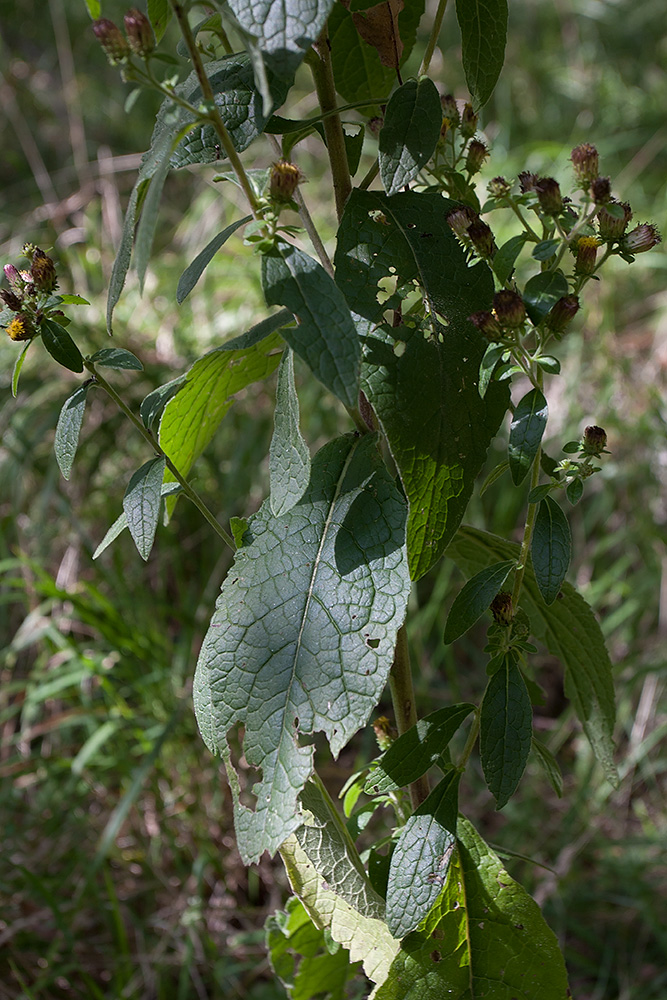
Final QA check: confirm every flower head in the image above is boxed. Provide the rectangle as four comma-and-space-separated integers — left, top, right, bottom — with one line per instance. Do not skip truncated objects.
30, 248, 57, 293
466, 140, 489, 175
269, 160, 304, 204
535, 177, 563, 216
518, 171, 538, 194
490, 592, 514, 625
597, 201, 632, 240
571, 143, 599, 185
5, 312, 35, 342
460, 103, 478, 139
622, 223, 662, 254
545, 295, 580, 334
583, 425, 607, 455
469, 310, 503, 341
92, 18, 131, 64
591, 176, 611, 204
493, 289, 526, 329
124, 9, 154, 57
467, 219, 497, 259
440, 94, 460, 126
488, 176, 511, 198
574, 236, 601, 275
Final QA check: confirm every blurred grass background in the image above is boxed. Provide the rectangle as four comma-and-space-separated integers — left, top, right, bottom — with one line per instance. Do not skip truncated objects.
1, 0, 665, 997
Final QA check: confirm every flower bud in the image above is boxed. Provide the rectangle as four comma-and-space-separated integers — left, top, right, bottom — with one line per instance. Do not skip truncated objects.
460, 103, 478, 139
488, 176, 511, 198
582, 425, 607, 455
570, 143, 599, 185
446, 206, 475, 238
573, 236, 600, 275
124, 8, 154, 57
469, 310, 503, 341
466, 140, 489, 175
468, 219, 497, 259
622, 223, 662, 254
440, 94, 459, 126
30, 248, 58, 293
373, 715, 397, 751
597, 201, 632, 240
0, 288, 23, 311
367, 116, 383, 136
92, 18, 131, 64
590, 176, 611, 204
5, 312, 35, 341
535, 177, 563, 215
518, 170, 538, 193
493, 289, 526, 328
544, 294, 580, 333
269, 160, 304, 203
490, 591, 514, 625
4, 263, 23, 291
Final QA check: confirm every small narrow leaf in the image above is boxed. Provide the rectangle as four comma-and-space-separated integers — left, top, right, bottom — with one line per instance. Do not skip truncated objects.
89, 348, 144, 371
262, 244, 360, 407
531, 495, 572, 604
527, 483, 552, 504
566, 477, 584, 505
176, 216, 251, 303
93, 482, 181, 559
492, 234, 526, 285
523, 270, 569, 324
140, 376, 186, 431
379, 77, 442, 196
385, 771, 460, 938
455, 0, 508, 109
54, 383, 91, 480
364, 704, 474, 795
508, 387, 548, 485
122, 456, 166, 561
532, 238, 560, 261
480, 653, 532, 808
531, 735, 563, 798
443, 560, 514, 643
58, 294, 90, 305
478, 458, 509, 497
135, 123, 189, 293
11, 340, 32, 397
40, 319, 84, 373
269, 348, 311, 516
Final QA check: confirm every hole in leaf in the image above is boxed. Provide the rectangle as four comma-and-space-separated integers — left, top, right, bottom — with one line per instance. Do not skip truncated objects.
365, 637, 380, 649
393, 340, 406, 357
430, 950, 441, 963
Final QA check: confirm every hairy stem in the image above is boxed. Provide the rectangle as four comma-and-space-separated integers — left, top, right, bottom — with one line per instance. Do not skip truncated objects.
310, 28, 352, 221
389, 624, 430, 809
86, 362, 235, 552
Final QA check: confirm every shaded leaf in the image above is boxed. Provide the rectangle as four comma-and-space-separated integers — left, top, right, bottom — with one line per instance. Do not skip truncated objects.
566, 478, 584, 505
523, 270, 569, 324
122, 456, 166, 561
531, 735, 563, 798
89, 348, 144, 371
147, 0, 171, 42
11, 340, 32, 398
193, 434, 411, 862
270, 348, 311, 516
532, 238, 560, 261
227, 0, 334, 80
93, 482, 183, 560
508, 388, 548, 485
40, 319, 84, 373
54, 383, 91, 480
176, 216, 252, 303
379, 78, 442, 196
222, 308, 294, 351
343, 0, 405, 69
480, 653, 532, 808
492, 234, 527, 285
455, 0, 508, 109
140, 375, 186, 432
531, 496, 571, 605
443, 560, 514, 643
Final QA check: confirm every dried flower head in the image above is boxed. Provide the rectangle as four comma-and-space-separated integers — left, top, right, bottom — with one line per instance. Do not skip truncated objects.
493, 289, 526, 328
591, 176, 612, 204
30, 248, 58, 293
571, 143, 599, 185
583, 425, 607, 455
0, 288, 22, 311
468, 219, 497, 259
518, 171, 538, 194
535, 177, 563, 216
440, 94, 460, 126
466, 140, 489, 175
469, 310, 503, 341
446, 206, 475, 238
460, 103, 478, 139
545, 295, 580, 334
269, 160, 304, 203
490, 592, 514, 625
622, 223, 662, 254
488, 176, 511, 198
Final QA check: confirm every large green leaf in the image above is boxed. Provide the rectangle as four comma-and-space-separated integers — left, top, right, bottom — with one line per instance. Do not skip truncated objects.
479, 653, 532, 808
269, 348, 311, 516
262, 244, 361, 408
373, 817, 570, 999
227, 0, 334, 81
334, 190, 508, 579
446, 526, 618, 786
194, 434, 411, 862
455, 0, 508, 110
379, 77, 442, 195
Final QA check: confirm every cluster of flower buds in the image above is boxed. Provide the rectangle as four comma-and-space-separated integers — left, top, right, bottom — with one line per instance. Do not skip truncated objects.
446, 207, 497, 260
490, 591, 514, 626
439, 95, 479, 148
93, 8, 154, 65
469, 290, 527, 341
2, 246, 58, 342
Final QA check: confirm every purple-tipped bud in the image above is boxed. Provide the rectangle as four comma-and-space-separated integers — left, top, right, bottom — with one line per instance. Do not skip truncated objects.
0, 288, 23, 311
571, 143, 599, 185
269, 160, 304, 203
4, 264, 23, 291
545, 294, 580, 333
440, 94, 459, 126
591, 176, 612, 204
468, 219, 497, 259
535, 177, 563, 215
493, 289, 526, 328
466, 140, 489, 175
582, 425, 607, 455
597, 201, 632, 240
30, 248, 57, 293
5, 312, 35, 342
460, 103, 478, 139
518, 171, 538, 193
488, 176, 511, 198
373, 715, 397, 751
469, 310, 503, 341
92, 18, 131, 64
622, 223, 662, 254
367, 116, 383, 136
490, 591, 514, 625
446, 206, 475, 238
574, 236, 600, 275
124, 8, 154, 57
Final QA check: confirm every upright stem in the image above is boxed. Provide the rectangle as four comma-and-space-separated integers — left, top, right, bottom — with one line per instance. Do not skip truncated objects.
389, 625, 430, 809
420, 0, 450, 76
511, 372, 544, 606
86, 363, 235, 552
310, 28, 352, 221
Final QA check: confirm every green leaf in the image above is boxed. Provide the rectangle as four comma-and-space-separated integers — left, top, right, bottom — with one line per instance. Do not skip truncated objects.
531, 495, 571, 605
83, 0, 100, 16
223, 308, 294, 350
88, 348, 144, 371
262, 244, 360, 407
344, 126, 364, 177
227, 0, 334, 80
58, 294, 90, 305
478, 343, 505, 399
270, 348, 311, 516
92, 482, 182, 560
40, 319, 84, 373
446, 526, 618, 786
527, 483, 552, 504
479, 457, 508, 496
443, 560, 514, 644
379, 78, 442, 196
328, 0, 425, 105
176, 216, 252, 304
140, 375, 186, 432
566, 477, 584, 505
122, 456, 166, 561
508, 388, 548, 485
523, 270, 569, 324
455, 0, 508, 109
385, 771, 460, 938
11, 340, 32, 397
280, 780, 399, 987
365, 704, 474, 795
147, 0, 171, 42
480, 653, 532, 808
531, 735, 563, 798
492, 233, 527, 285
230, 515, 249, 548
373, 817, 570, 999
158, 332, 283, 505
335, 189, 508, 580
532, 238, 560, 261
266, 896, 361, 1000
194, 433, 411, 862
535, 354, 561, 374
54, 383, 91, 480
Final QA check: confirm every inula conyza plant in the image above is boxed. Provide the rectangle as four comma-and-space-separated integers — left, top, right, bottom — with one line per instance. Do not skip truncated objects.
3, 0, 662, 995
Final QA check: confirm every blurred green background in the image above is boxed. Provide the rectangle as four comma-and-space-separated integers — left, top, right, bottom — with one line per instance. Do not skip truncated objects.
1, 1, 665, 998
